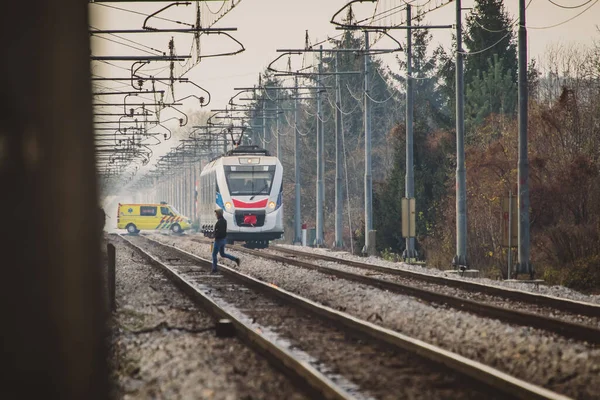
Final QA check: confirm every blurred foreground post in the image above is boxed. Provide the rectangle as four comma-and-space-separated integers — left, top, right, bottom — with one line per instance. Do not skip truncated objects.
108, 244, 116, 312
0, 1, 108, 399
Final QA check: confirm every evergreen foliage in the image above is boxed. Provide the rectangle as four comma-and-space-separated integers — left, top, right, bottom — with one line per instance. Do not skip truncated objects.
465, 54, 517, 137
435, 0, 518, 129
464, 0, 517, 88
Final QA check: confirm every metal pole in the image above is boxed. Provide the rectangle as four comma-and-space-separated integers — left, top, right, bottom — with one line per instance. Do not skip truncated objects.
363, 31, 374, 255
404, 5, 416, 260
334, 53, 344, 248
276, 91, 280, 159
194, 168, 197, 227
508, 190, 513, 279
453, 0, 468, 269
185, 168, 189, 218
294, 76, 302, 244
315, 46, 324, 246
261, 76, 267, 150
517, 0, 532, 278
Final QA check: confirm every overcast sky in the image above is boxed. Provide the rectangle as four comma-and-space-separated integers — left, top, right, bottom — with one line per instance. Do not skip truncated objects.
90, 0, 600, 114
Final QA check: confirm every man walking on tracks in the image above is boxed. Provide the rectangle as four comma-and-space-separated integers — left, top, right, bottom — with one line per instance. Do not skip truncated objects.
212, 208, 240, 273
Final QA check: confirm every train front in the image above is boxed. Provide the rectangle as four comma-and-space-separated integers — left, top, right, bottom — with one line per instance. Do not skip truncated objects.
218, 155, 283, 247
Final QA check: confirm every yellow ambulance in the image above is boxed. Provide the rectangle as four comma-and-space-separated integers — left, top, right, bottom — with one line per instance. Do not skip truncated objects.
117, 202, 192, 234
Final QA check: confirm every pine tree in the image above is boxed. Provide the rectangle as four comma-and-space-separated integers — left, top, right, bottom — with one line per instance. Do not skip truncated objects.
464, 0, 517, 113
465, 54, 517, 134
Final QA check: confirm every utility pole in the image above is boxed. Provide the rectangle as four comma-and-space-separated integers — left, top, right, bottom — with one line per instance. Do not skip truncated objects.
262, 98, 267, 149
363, 31, 374, 255
403, 4, 417, 260
334, 53, 344, 248
275, 91, 280, 158
517, 0, 533, 278
293, 76, 302, 244
259, 75, 267, 150
315, 46, 325, 246
453, 0, 468, 269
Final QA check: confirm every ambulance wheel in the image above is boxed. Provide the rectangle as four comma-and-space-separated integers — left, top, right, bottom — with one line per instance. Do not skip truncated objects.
126, 224, 138, 234
171, 223, 182, 234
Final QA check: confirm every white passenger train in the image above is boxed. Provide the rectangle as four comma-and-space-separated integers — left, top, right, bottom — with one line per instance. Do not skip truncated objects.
199, 146, 284, 248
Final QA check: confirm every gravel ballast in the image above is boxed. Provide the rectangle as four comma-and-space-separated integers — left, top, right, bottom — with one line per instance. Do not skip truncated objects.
152, 233, 600, 400
129, 234, 495, 400
276, 244, 600, 305
106, 235, 308, 400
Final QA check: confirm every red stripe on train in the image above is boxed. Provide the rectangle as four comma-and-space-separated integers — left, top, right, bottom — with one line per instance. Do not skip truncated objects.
232, 198, 268, 208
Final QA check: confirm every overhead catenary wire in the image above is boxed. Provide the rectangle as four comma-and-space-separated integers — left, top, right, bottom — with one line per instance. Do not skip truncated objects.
530, 0, 598, 29
453, 0, 537, 57
204, 0, 228, 15
93, 61, 172, 82
547, 0, 594, 9
89, 26, 166, 54
454, 0, 595, 55
458, 29, 513, 56
465, 0, 533, 33
363, 0, 453, 47
91, 2, 195, 27
346, 83, 365, 103
326, 93, 363, 116
91, 35, 163, 56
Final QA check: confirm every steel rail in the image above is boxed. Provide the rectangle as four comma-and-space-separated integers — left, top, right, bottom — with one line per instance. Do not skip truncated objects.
225, 244, 600, 345
147, 236, 569, 400
272, 246, 600, 318
118, 234, 354, 400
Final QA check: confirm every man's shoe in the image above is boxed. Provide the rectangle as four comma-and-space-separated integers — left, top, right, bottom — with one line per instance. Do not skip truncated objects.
235, 258, 241, 267
210, 269, 219, 274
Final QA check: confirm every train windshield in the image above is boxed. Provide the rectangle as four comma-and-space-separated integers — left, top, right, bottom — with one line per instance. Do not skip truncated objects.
225, 166, 275, 196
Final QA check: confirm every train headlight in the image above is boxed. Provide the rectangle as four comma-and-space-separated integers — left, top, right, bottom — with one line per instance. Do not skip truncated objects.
268, 201, 276, 209
225, 202, 232, 211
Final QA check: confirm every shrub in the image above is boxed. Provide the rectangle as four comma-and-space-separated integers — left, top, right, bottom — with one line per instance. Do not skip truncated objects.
563, 255, 600, 293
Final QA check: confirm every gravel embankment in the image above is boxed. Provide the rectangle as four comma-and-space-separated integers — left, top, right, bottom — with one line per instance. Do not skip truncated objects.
276, 244, 600, 305
106, 235, 308, 400
152, 233, 600, 400
129, 234, 495, 400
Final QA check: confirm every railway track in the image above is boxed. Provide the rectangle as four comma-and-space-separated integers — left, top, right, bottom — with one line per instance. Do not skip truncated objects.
125, 234, 569, 400
272, 245, 600, 319
222, 243, 600, 345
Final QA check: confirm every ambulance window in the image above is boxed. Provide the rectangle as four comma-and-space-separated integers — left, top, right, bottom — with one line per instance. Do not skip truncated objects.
140, 206, 157, 216
161, 207, 171, 216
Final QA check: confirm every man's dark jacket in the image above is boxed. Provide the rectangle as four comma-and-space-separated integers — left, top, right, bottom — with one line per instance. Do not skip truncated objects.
214, 216, 227, 239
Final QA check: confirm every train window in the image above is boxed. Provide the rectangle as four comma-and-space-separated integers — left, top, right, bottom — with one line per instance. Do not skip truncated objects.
226, 170, 274, 196
140, 206, 157, 216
